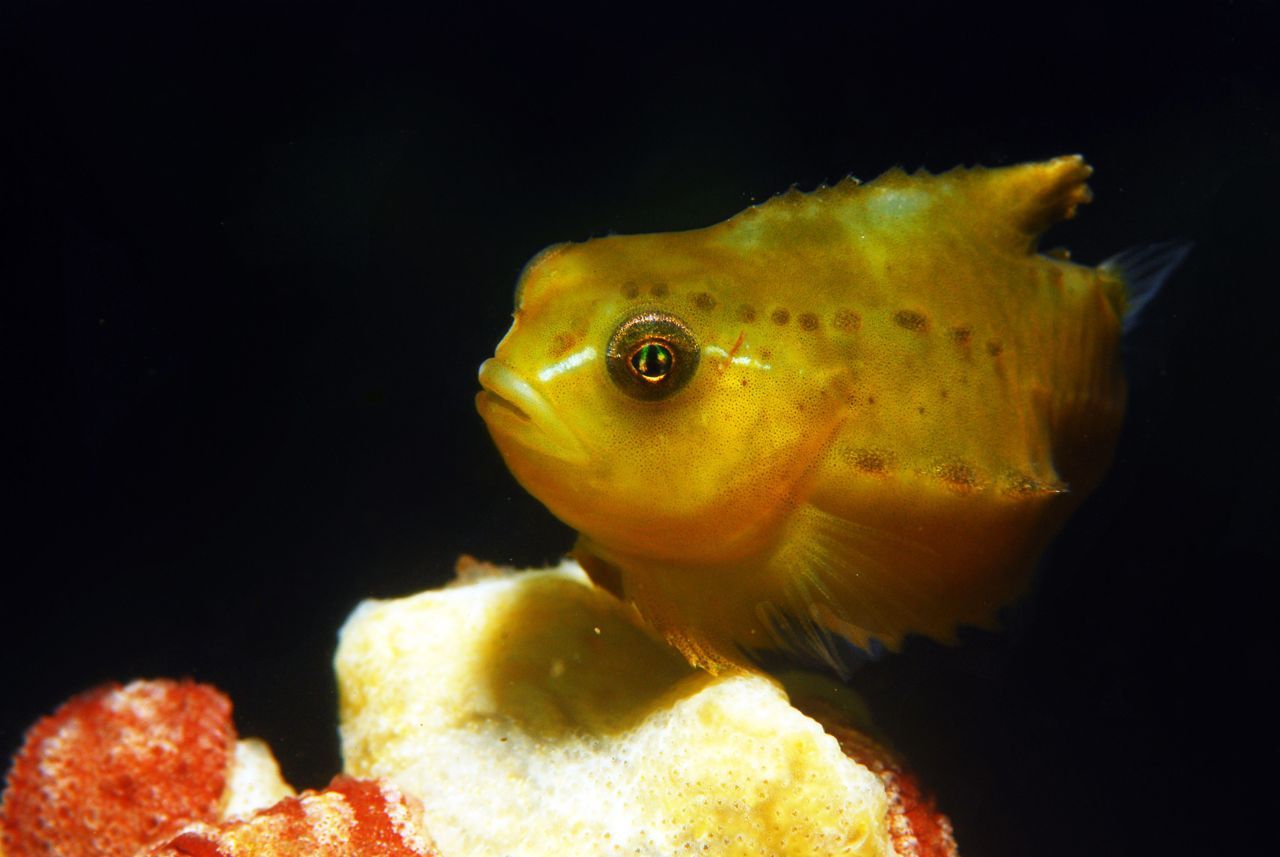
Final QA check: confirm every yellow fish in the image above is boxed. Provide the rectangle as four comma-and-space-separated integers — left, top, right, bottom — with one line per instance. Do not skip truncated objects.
477, 156, 1185, 675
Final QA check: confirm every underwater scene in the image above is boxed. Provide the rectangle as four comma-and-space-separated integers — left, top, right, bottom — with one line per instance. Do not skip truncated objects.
3, 5, 1276, 856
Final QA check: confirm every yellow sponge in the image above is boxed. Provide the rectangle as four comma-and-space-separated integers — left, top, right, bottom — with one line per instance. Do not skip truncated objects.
336, 561, 894, 857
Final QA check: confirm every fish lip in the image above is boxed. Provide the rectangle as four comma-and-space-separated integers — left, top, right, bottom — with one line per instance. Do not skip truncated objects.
477, 358, 589, 465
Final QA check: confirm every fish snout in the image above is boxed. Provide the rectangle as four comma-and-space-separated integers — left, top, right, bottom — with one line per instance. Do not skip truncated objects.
477, 358, 588, 465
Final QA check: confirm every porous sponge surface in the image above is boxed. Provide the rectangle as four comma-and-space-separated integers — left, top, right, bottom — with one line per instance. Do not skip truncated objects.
335, 563, 891, 857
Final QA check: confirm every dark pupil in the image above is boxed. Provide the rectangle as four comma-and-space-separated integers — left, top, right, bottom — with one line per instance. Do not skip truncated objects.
630, 342, 672, 379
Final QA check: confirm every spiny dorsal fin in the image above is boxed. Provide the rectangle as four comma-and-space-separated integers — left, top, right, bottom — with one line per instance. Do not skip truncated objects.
970, 155, 1094, 250
729, 156, 1092, 257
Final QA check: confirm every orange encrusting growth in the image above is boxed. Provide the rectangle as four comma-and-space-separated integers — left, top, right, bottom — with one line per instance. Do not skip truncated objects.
0, 679, 439, 857
478, 156, 1131, 673
801, 698, 960, 857
141, 777, 438, 857
0, 680, 235, 857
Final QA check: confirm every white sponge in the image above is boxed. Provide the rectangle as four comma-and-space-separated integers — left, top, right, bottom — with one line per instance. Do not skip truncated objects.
336, 562, 893, 857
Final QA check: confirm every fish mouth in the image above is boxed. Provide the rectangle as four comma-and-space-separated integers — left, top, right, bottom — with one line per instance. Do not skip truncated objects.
477, 358, 588, 465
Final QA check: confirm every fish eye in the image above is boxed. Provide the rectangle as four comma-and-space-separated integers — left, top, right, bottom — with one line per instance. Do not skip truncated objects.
607, 310, 700, 400
630, 342, 673, 379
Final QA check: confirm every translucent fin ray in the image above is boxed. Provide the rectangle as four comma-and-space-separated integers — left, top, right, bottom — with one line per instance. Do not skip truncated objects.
1103, 241, 1192, 332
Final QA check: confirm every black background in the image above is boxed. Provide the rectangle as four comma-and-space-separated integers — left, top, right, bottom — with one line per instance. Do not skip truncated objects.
3, 4, 1277, 856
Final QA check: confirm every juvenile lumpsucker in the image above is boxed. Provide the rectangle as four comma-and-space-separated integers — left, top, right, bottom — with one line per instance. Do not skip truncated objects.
477, 156, 1184, 674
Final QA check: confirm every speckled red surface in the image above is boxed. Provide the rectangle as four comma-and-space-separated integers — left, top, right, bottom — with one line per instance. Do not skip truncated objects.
0, 679, 235, 857
141, 776, 437, 856
802, 698, 960, 857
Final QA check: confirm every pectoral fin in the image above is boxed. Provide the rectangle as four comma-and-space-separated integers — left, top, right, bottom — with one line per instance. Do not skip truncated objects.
758, 501, 1042, 670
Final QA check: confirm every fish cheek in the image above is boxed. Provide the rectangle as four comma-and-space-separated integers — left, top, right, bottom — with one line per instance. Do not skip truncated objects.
711, 364, 853, 512
555, 397, 706, 558
638, 374, 821, 541
560, 379, 732, 543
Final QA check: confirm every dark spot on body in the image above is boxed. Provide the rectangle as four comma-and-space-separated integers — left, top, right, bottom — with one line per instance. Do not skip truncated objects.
622, 281, 640, 299
939, 389, 949, 399
651, 282, 669, 297
986, 340, 1003, 357
917, 406, 926, 415
771, 308, 791, 326
1005, 475, 1041, 495
867, 395, 876, 405
740, 378, 749, 387
894, 309, 928, 332
760, 348, 773, 360
737, 304, 757, 322
798, 312, 819, 331
694, 292, 717, 310
550, 330, 579, 357
949, 325, 972, 344
848, 447, 892, 475
833, 309, 860, 332
936, 460, 978, 492
1006, 475, 1040, 495
1004, 473, 1068, 496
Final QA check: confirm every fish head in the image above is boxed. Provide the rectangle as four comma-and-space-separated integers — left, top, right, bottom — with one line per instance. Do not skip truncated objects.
477, 234, 850, 565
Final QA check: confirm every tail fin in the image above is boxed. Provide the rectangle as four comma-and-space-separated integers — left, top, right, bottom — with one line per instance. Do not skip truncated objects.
1102, 242, 1193, 332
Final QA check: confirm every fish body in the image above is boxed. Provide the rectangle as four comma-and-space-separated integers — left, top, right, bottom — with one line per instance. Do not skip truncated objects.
478, 156, 1147, 674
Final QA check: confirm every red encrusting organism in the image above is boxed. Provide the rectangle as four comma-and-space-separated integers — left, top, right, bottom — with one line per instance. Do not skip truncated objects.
802, 698, 960, 857
141, 776, 438, 857
0, 679, 439, 857
0, 679, 235, 857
